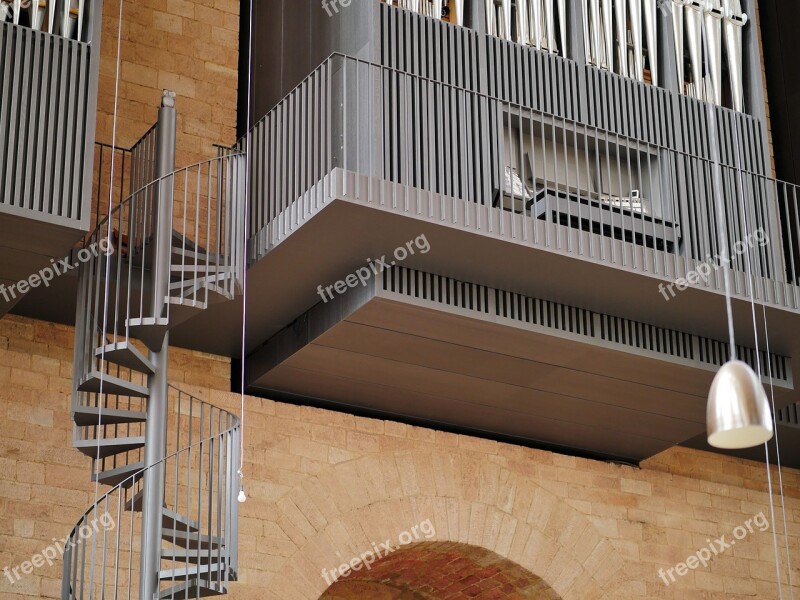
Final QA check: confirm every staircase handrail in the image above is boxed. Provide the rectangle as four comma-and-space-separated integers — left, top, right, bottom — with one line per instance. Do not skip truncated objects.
62, 386, 241, 599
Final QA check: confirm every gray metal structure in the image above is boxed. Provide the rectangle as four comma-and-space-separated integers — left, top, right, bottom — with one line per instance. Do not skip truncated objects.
64, 93, 245, 599
0, 1, 102, 315
223, 1, 800, 466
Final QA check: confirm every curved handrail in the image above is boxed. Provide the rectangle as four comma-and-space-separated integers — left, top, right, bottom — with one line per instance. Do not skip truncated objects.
65, 415, 240, 538
63, 386, 241, 599
81, 152, 245, 248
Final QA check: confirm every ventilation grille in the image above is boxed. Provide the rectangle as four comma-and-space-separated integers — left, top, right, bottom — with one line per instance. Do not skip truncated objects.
777, 404, 800, 428
382, 266, 791, 384
698, 339, 790, 382
495, 289, 595, 337
599, 315, 694, 361
383, 265, 492, 313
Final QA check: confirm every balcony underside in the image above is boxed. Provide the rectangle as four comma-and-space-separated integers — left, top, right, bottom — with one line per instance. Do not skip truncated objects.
244, 269, 794, 463
0, 210, 87, 315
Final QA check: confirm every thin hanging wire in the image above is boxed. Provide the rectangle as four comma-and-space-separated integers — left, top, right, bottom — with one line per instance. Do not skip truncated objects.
238, 0, 254, 495
93, 0, 125, 517
699, 17, 785, 599
704, 101, 737, 359
729, 113, 794, 598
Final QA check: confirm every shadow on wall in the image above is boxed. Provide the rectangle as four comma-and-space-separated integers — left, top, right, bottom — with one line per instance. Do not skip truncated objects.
319, 541, 562, 600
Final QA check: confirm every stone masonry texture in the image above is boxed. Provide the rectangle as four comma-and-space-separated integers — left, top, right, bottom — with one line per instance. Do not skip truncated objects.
0, 314, 798, 599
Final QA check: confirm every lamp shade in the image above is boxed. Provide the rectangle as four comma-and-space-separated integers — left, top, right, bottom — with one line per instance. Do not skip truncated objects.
707, 360, 773, 449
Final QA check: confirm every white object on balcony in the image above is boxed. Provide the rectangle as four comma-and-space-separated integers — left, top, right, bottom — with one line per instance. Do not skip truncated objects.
503, 166, 533, 200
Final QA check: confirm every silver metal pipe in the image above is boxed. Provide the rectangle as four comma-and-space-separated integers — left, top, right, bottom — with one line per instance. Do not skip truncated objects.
615, 0, 629, 76
629, 0, 644, 81
643, 0, 658, 85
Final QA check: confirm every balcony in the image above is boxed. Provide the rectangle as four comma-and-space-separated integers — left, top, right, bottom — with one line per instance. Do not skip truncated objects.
0, 0, 101, 314
162, 50, 800, 463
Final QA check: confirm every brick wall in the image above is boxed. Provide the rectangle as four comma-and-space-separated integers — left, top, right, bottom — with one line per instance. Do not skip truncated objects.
95, 0, 239, 167
0, 313, 798, 599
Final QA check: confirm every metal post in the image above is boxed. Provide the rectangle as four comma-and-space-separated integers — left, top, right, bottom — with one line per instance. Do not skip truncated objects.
139, 90, 176, 600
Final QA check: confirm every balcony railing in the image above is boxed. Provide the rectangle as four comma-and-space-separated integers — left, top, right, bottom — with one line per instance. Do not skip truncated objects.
1, 0, 92, 42
246, 53, 800, 311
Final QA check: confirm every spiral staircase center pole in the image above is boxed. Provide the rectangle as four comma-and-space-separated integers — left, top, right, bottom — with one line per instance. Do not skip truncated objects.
139, 90, 177, 600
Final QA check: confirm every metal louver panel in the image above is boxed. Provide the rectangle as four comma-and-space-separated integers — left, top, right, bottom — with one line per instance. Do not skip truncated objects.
0, 22, 91, 224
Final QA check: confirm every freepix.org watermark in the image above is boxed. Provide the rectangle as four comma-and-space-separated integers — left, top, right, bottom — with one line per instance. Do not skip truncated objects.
320, 519, 436, 585
3, 512, 115, 584
316, 234, 431, 303
658, 228, 768, 301
321, 0, 352, 17
0, 237, 114, 304
658, 511, 769, 586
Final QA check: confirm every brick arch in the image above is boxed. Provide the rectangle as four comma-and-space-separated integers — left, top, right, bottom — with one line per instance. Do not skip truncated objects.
264, 450, 630, 599
319, 541, 563, 599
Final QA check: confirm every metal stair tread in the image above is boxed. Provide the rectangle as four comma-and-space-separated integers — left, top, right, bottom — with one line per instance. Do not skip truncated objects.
161, 508, 200, 533
72, 405, 147, 427
161, 528, 223, 549
170, 246, 220, 266
169, 272, 233, 291
158, 563, 225, 581
126, 317, 170, 352
161, 548, 225, 564
124, 489, 143, 512
95, 341, 156, 374
77, 372, 150, 398
170, 264, 228, 274
92, 461, 145, 488
158, 578, 225, 598
74, 436, 146, 459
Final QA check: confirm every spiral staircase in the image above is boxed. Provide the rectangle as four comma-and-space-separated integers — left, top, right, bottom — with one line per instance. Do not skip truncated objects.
62, 92, 246, 599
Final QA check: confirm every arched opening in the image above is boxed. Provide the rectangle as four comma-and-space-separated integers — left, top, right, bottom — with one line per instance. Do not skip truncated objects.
319, 541, 562, 600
